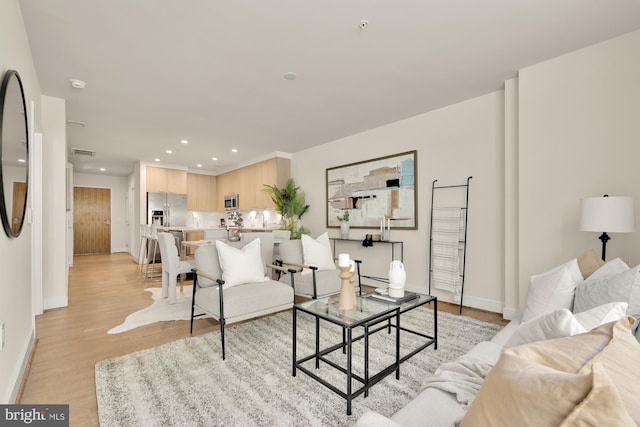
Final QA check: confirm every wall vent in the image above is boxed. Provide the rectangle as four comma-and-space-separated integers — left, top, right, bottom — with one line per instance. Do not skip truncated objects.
70, 147, 96, 157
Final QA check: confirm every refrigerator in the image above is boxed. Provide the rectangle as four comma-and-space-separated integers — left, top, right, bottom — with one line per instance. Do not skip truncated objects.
147, 192, 188, 227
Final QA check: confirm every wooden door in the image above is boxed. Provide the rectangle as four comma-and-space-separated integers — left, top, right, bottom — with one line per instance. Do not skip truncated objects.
11, 181, 26, 234
74, 187, 111, 255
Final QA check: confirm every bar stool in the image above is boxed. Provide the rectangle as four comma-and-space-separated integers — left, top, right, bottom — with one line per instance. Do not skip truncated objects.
137, 224, 149, 272
146, 224, 160, 279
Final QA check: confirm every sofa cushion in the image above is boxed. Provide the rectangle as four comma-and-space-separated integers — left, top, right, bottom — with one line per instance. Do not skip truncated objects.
460, 316, 639, 426
521, 258, 583, 322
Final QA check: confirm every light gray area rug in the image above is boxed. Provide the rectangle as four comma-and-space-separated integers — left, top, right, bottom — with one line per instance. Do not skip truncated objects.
96, 308, 502, 426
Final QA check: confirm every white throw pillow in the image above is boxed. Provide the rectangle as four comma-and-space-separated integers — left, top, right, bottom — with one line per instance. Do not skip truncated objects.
521, 259, 583, 323
573, 302, 628, 331
589, 257, 629, 280
301, 232, 336, 275
215, 238, 267, 288
573, 265, 640, 315
504, 309, 586, 348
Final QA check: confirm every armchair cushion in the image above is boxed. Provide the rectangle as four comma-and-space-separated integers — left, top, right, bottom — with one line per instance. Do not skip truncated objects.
194, 244, 223, 287
194, 279, 293, 324
301, 232, 336, 275
216, 239, 267, 288
278, 239, 304, 265
279, 269, 347, 298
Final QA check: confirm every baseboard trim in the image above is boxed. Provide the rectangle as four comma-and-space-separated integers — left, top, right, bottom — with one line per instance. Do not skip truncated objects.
502, 307, 520, 321
404, 285, 503, 315
44, 296, 68, 310
9, 329, 35, 403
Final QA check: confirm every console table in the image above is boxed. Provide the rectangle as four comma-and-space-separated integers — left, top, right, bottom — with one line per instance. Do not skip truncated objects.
330, 238, 403, 285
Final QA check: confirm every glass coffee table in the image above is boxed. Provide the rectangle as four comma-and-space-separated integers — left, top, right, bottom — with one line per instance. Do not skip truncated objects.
292, 292, 437, 415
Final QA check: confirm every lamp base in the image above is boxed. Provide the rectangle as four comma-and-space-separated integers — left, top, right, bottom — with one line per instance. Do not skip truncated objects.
598, 232, 610, 261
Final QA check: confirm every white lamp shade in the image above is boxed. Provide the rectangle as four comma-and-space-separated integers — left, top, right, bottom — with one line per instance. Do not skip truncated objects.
580, 196, 635, 233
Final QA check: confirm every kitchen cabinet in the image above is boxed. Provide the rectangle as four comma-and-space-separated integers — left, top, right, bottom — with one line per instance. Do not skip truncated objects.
215, 157, 290, 210
146, 166, 187, 194
187, 173, 217, 211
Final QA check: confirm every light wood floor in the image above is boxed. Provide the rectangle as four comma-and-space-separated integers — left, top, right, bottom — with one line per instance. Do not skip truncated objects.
19, 253, 507, 426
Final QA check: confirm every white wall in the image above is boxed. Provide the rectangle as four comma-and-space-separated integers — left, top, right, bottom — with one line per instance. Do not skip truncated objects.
74, 172, 129, 253
518, 30, 640, 309
293, 91, 505, 312
41, 95, 68, 310
0, 0, 41, 404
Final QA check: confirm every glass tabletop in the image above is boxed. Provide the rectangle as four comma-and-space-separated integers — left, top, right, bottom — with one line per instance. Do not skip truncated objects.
295, 295, 399, 327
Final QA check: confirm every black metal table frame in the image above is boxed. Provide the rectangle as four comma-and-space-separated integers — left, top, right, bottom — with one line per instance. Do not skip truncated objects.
364, 295, 438, 378
292, 295, 437, 415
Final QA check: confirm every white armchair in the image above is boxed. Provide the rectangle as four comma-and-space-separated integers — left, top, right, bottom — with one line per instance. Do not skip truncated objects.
275, 239, 362, 299
157, 232, 195, 304
190, 237, 295, 359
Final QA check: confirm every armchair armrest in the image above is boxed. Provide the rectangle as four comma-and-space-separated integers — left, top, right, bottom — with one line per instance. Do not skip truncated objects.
267, 263, 298, 275
276, 259, 318, 272
191, 268, 225, 287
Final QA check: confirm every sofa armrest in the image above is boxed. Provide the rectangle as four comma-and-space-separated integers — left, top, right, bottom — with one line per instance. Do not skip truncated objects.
355, 412, 403, 427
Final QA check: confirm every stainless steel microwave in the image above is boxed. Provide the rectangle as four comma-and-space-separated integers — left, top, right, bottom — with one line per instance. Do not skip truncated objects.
224, 194, 239, 210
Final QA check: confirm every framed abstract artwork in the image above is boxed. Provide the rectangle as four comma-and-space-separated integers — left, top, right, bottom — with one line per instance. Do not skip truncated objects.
326, 150, 417, 229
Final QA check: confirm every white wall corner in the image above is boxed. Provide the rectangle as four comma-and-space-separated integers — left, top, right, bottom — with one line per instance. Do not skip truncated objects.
504, 77, 520, 315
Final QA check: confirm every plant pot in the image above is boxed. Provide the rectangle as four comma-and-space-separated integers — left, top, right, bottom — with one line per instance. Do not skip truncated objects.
340, 222, 350, 239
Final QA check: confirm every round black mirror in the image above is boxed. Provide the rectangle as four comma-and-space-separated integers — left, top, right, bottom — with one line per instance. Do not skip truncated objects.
0, 70, 29, 238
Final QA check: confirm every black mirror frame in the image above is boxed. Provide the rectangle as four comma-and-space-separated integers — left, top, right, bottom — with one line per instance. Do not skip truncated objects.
0, 69, 29, 239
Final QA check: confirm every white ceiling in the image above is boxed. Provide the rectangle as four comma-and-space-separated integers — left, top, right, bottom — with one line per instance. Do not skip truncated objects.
18, 0, 640, 176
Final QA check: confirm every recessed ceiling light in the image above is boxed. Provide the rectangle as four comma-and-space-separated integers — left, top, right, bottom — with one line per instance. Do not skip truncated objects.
166, 150, 173, 154
196, 164, 202, 168
283, 72, 297, 80
99, 168, 106, 172
231, 148, 238, 153
70, 79, 87, 89
18, 159, 26, 163
154, 158, 161, 162
180, 139, 188, 144
212, 157, 218, 161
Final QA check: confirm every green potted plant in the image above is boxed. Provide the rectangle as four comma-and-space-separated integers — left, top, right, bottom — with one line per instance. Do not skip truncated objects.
226, 210, 243, 241
262, 178, 310, 239
337, 210, 350, 239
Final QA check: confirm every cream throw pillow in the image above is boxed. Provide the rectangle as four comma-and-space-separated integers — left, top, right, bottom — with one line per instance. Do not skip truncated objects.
215, 238, 267, 288
301, 232, 336, 275
577, 249, 604, 279
460, 317, 639, 426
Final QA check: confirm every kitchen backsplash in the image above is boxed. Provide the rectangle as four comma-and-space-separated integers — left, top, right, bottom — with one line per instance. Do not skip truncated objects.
186, 209, 281, 229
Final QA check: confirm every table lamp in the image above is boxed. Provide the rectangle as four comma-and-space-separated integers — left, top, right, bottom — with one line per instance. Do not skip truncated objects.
579, 195, 635, 260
